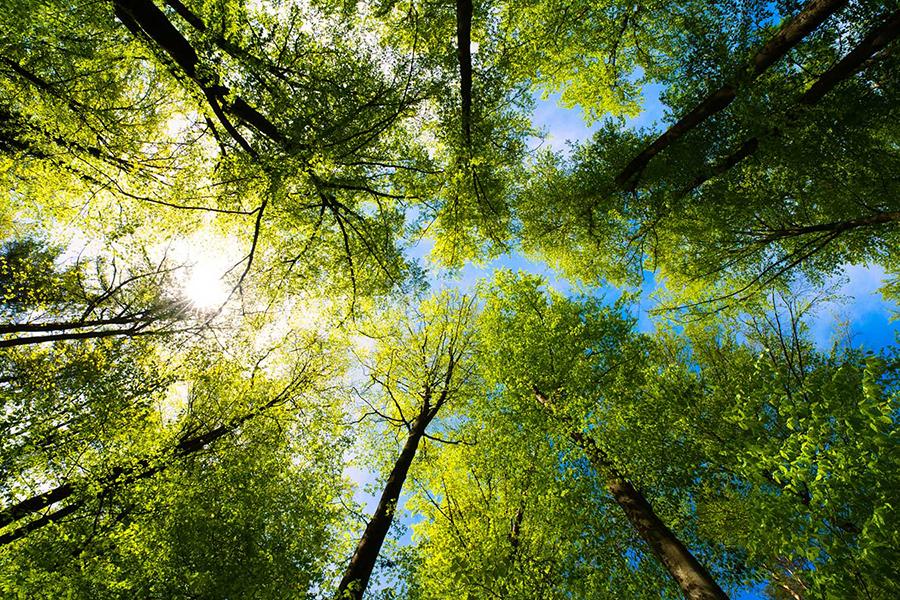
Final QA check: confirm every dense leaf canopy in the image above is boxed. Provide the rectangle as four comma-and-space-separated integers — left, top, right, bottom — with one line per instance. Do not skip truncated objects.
1, 0, 898, 598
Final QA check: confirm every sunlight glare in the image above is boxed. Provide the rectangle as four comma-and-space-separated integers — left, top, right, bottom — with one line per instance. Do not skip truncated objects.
184, 264, 230, 309
156, 230, 241, 311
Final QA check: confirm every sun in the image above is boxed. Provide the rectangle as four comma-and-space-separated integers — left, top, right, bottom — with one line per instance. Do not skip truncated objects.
151, 229, 240, 311
184, 265, 230, 309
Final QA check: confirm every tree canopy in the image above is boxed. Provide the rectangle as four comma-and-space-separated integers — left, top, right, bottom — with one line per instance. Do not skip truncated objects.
1, 0, 898, 598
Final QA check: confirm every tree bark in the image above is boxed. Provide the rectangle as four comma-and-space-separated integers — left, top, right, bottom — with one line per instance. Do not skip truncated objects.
573, 432, 729, 600
533, 388, 728, 600
799, 9, 900, 106
0, 484, 75, 530
616, 0, 848, 188
752, 210, 900, 243
682, 10, 900, 195
456, 0, 474, 146
0, 326, 159, 348
162, 0, 205, 31
112, 0, 285, 149
0, 315, 157, 335
0, 500, 83, 546
334, 412, 430, 600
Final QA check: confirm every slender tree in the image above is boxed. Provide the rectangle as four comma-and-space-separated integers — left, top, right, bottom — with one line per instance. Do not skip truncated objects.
519, 5, 900, 311
335, 292, 477, 599
0, 238, 197, 349
0, 359, 312, 541
405, 399, 672, 599
615, 0, 850, 189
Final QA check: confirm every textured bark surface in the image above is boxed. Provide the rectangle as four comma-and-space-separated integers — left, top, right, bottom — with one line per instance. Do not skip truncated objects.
575, 433, 729, 600
533, 388, 728, 600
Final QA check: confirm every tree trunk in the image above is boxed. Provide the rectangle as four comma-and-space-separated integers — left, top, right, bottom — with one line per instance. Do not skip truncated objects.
0, 328, 154, 348
608, 476, 728, 600
532, 388, 728, 600
616, 0, 848, 188
682, 9, 900, 195
574, 432, 729, 600
0, 390, 291, 540
0, 484, 75, 530
0, 500, 83, 546
798, 9, 900, 106
334, 415, 429, 600
456, 0, 474, 146
112, 0, 285, 148
0, 315, 157, 336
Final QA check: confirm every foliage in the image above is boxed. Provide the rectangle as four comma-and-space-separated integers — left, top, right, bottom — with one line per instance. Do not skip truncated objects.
1, 0, 898, 598
517, 3, 900, 312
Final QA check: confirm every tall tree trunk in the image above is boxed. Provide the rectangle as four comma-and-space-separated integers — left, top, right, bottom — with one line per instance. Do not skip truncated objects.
456, 0, 474, 146
799, 9, 900, 105
573, 432, 729, 600
0, 315, 161, 336
682, 9, 900, 195
533, 388, 728, 600
615, 0, 848, 188
334, 414, 430, 600
0, 323, 161, 348
0, 500, 83, 546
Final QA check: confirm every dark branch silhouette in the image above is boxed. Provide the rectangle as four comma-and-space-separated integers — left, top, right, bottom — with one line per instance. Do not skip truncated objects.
0, 372, 306, 544
682, 9, 900, 195
112, 0, 283, 154
615, 0, 849, 189
456, 0, 474, 146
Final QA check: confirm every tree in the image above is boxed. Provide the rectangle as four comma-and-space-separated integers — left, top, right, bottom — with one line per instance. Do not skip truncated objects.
613, 0, 851, 189
0, 237, 195, 348
670, 296, 900, 598
475, 274, 899, 597
478, 271, 730, 599
2, 0, 424, 309
0, 323, 349, 598
403, 382, 674, 599
519, 3, 900, 312
2, 0, 899, 597
335, 292, 478, 599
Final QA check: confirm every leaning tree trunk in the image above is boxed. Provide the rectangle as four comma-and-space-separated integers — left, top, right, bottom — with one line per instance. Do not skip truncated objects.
573, 432, 729, 600
615, 0, 849, 188
533, 388, 728, 600
112, 0, 284, 149
683, 10, 900, 195
334, 413, 430, 600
